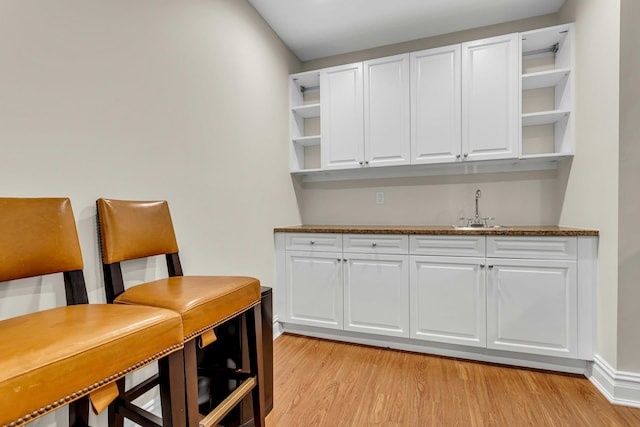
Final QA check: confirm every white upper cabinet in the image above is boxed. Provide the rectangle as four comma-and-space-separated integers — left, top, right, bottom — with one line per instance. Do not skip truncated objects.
291, 25, 574, 181
462, 33, 519, 161
364, 54, 411, 167
410, 45, 461, 164
320, 63, 364, 170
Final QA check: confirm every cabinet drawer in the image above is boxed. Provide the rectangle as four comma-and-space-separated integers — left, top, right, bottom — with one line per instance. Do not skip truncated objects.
410, 235, 485, 257
487, 236, 577, 260
343, 234, 409, 254
285, 233, 342, 252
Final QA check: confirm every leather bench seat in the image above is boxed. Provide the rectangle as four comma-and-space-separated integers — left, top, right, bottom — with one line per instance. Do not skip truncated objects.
0, 304, 183, 426
114, 276, 260, 341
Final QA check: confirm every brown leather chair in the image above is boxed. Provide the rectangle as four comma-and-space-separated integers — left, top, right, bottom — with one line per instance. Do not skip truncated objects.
96, 198, 265, 427
0, 198, 187, 427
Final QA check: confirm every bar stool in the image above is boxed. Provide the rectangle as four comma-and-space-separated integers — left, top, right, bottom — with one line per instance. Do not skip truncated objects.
96, 198, 265, 427
0, 197, 186, 427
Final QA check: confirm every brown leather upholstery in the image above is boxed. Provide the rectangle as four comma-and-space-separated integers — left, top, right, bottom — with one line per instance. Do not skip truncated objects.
97, 198, 262, 342
0, 198, 83, 282
115, 276, 261, 341
0, 198, 186, 427
0, 305, 182, 427
97, 198, 179, 264
97, 198, 265, 427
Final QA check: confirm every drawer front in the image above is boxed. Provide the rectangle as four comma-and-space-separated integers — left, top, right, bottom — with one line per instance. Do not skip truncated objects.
487, 236, 577, 260
410, 235, 485, 257
343, 234, 409, 254
285, 233, 342, 252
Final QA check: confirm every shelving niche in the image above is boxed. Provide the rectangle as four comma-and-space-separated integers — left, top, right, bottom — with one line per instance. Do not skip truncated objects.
520, 24, 574, 159
290, 71, 321, 172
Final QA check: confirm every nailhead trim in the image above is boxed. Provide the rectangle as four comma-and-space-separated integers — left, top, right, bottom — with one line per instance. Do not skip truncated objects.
3, 343, 183, 427
183, 301, 260, 342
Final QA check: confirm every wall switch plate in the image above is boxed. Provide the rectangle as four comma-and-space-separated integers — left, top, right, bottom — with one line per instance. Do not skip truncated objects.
376, 192, 384, 204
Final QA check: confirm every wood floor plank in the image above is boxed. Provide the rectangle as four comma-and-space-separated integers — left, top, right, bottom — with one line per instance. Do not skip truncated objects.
266, 334, 640, 426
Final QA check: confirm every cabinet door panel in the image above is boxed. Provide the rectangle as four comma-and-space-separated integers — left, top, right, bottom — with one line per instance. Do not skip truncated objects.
487, 259, 577, 358
344, 254, 409, 337
321, 63, 364, 170
411, 45, 461, 164
285, 251, 343, 329
364, 54, 411, 167
462, 34, 519, 160
410, 256, 486, 347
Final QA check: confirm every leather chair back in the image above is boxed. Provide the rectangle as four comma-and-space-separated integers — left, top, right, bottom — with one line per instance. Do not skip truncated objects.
0, 198, 83, 282
97, 198, 179, 263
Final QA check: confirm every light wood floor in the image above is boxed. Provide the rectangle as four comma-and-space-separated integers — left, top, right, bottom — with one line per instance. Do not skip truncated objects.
266, 333, 640, 426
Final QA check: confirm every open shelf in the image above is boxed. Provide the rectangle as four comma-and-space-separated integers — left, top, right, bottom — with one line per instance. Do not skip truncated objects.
522, 26, 569, 55
292, 135, 321, 146
291, 72, 320, 93
522, 110, 570, 126
522, 68, 570, 90
290, 70, 322, 172
291, 103, 320, 119
520, 24, 574, 158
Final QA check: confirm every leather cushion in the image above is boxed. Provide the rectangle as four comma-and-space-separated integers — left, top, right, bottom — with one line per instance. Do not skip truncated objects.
115, 276, 260, 341
97, 199, 179, 264
0, 304, 183, 426
0, 198, 83, 282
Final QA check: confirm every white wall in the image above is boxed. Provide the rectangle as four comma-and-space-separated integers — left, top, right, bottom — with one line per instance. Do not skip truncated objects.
0, 0, 300, 425
557, 0, 621, 369
300, 170, 562, 226
618, 0, 640, 372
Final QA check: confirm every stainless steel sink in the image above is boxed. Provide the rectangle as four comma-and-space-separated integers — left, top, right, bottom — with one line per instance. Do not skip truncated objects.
453, 225, 509, 230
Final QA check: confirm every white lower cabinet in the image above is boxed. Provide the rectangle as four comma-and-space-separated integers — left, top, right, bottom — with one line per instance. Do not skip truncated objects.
344, 253, 409, 337
285, 251, 343, 330
486, 259, 577, 358
410, 256, 486, 347
279, 232, 595, 366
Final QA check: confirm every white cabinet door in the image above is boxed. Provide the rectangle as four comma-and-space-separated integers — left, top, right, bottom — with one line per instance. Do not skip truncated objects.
344, 254, 409, 338
285, 251, 343, 330
364, 54, 411, 167
462, 34, 519, 161
486, 259, 577, 358
321, 63, 364, 170
410, 256, 486, 347
410, 45, 461, 164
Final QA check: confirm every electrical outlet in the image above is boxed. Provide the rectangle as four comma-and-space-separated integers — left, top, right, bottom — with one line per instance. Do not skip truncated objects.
376, 192, 384, 204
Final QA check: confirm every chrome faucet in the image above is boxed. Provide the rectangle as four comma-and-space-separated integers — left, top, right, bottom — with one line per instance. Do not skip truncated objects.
459, 189, 494, 228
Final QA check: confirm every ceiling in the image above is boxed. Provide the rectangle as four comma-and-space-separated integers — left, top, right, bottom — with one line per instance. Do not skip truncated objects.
247, 0, 565, 61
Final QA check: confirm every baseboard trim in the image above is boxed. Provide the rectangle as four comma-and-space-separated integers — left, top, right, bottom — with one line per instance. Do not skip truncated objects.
590, 355, 640, 408
273, 315, 283, 339
280, 322, 589, 375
